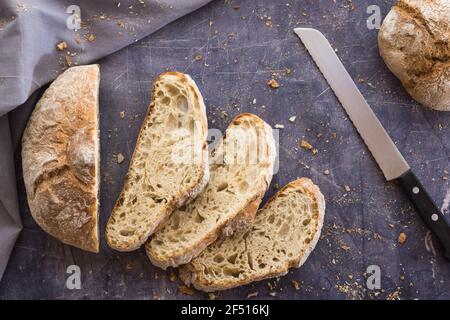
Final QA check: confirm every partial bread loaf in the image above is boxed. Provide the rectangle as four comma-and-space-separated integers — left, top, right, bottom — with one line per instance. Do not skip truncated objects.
106, 72, 209, 251
21, 64, 100, 253
378, 0, 450, 111
146, 114, 276, 269
179, 178, 325, 292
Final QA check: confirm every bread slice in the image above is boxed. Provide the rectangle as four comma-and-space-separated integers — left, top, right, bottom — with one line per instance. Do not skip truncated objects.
179, 178, 325, 292
106, 72, 209, 251
146, 113, 276, 269
22, 64, 100, 253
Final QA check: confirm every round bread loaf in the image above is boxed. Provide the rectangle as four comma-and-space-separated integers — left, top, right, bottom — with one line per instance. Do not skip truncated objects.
21, 65, 100, 252
378, 0, 450, 111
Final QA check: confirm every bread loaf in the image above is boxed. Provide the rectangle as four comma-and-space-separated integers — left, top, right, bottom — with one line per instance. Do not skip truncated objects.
22, 64, 100, 253
378, 0, 450, 111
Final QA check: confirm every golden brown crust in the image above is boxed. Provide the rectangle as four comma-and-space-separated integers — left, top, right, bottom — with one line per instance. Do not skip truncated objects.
378, 0, 450, 111
21, 65, 100, 253
179, 178, 325, 292
105, 71, 209, 251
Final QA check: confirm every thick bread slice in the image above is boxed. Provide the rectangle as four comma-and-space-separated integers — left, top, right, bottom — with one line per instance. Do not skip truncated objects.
22, 64, 100, 253
106, 72, 209, 251
179, 178, 325, 292
146, 113, 276, 269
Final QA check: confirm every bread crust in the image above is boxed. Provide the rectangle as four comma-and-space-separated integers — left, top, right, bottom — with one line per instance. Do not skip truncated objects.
106, 72, 209, 251
21, 64, 100, 253
378, 0, 450, 111
146, 113, 276, 269
179, 178, 325, 292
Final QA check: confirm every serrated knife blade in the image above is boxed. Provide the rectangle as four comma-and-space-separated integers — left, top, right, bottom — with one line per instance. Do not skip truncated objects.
294, 27, 450, 260
294, 27, 409, 181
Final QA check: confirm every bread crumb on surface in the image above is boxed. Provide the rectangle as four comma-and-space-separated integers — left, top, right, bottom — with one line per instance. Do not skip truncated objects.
246, 291, 259, 298
386, 288, 401, 300
119, 111, 125, 119
341, 244, 351, 251
208, 293, 216, 300
65, 55, 73, 66
169, 272, 177, 282
324, 169, 330, 175
194, 54, 203, 61
88, 34, 96, 42
274, 124, 284, 129
289, 115, 296, 122
344, 185, 351, 192
117, 153, 125, 164
300, 139, 313, 150
179, 285, 194, 296
292, 280, 301, 290
267, 78, 280, 89
56, 41, 67, 51
398, 232, 407, 244
125, 261, 135, 271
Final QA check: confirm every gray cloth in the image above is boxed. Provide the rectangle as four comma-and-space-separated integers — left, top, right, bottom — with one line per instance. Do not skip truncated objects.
0, 0, 211, 280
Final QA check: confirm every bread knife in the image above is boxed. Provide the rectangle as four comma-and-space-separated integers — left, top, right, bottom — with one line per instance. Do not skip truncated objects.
294, 27, 450, 260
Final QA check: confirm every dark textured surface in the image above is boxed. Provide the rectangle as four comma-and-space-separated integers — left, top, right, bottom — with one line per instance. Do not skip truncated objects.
1, 0, 450, 299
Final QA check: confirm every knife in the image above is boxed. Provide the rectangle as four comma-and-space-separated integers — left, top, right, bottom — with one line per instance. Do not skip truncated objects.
294, 27, 450, 260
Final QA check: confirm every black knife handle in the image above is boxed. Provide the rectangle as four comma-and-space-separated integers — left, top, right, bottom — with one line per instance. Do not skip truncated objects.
398, 170, 450, 260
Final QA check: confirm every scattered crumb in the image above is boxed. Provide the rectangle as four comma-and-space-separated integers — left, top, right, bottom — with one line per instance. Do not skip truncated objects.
119, 111, 125, 119
117, 153, 125, 164
388, 223, 394, 229
398, 232, 407, 245
179, 285, 194, 296
268, 292, 277, 297
169, 272, 177, 282
267, 78, 280, 89
289, 116, 297, 123
208, 293, 216, 300
194, 54, 203, 61
232, 5, 240, 10
344, 185, 351, 192
300, 139, 313, 150
273, 183, 280, 190
312, 149, 318, 155
324, 169, 330, 175
252, 98, 256, 104
274, 124, 284, 129
88, 34, 96, 42
386, 288, 401, 300
65, 55, 73, 66
285, 68, 291, 75
125, 261, 135, 271
56, 41, 67, 51
341, 244, 351, 251
246, 291, 259, 298
292, 280, 301, 290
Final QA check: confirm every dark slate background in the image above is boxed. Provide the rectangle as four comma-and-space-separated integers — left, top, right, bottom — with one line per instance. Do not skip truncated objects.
1, 0, 449, 299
